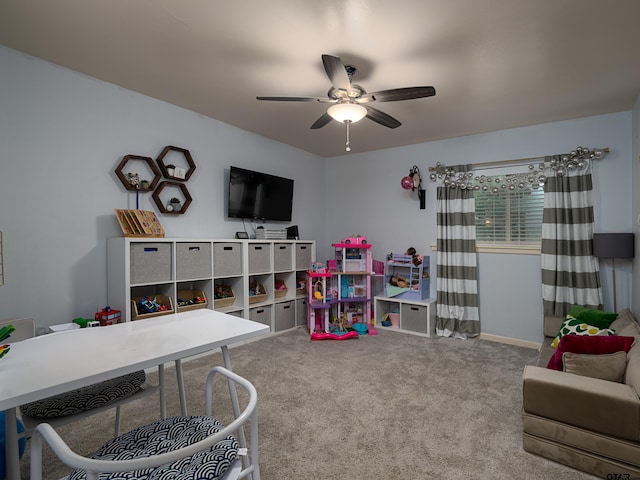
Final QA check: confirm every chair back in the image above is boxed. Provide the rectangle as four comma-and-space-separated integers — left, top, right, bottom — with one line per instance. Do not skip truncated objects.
30, 366, 259, 480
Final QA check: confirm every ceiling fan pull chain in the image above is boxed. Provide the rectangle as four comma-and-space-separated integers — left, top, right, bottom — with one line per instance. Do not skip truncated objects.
345, 120, 352, 152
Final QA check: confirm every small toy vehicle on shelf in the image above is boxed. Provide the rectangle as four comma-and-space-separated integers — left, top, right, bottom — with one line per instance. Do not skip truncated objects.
341, 236, 367, 245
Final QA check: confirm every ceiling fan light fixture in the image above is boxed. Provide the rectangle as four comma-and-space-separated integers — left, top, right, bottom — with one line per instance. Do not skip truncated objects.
327, 103, 367, 123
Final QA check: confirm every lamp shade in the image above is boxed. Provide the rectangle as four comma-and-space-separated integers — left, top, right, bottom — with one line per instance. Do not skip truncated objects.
592, 233, 635, 259
327, 103, 367, 123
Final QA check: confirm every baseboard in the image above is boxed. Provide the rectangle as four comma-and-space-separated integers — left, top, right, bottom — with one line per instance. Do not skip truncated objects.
479, 332, 541, 350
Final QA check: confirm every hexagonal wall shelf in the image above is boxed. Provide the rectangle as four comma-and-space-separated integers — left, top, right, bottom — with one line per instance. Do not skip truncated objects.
152, 180, 193, 214
115, 155, 162, 191
156, 145, 196, 181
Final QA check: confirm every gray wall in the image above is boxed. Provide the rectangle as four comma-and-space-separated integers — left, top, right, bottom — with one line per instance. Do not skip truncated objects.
0, 45, 635, 344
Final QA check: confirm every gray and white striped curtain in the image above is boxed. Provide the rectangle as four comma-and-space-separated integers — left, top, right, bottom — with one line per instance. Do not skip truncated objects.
436, 166, 480, 338
541, 157, 602, 316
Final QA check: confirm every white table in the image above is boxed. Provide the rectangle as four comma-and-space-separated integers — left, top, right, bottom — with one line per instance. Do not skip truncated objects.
0, 309, 269, 480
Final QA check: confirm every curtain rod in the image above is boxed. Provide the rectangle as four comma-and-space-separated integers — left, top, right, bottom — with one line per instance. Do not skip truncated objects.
428, 147, 610, 171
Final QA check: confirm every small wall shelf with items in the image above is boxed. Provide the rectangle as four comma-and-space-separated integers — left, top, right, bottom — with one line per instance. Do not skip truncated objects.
156, 145, 196, 181
152, 181, 193, 215
114, 155, 162, 192
107, 238, 315, 334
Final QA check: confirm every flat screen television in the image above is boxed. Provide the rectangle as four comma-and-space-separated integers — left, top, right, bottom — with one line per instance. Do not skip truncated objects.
228, 166, 294, 222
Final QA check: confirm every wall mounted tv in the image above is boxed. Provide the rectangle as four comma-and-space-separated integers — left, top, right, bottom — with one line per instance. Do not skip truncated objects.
228, 166, 294, 222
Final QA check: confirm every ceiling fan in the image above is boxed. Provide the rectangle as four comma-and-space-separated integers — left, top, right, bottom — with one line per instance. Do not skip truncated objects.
256, 54, 436, 151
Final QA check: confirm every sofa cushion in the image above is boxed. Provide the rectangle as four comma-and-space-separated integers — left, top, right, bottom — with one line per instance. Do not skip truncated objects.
569, 305, 618, 329
547, 334, 635, 371
551, 315, 614, 349
610, 309, 638, 334
562, 351, 628, 382
618, 317, 640, 390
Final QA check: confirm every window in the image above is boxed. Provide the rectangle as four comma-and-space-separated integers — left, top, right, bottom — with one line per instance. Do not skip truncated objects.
474, 177, 544, 247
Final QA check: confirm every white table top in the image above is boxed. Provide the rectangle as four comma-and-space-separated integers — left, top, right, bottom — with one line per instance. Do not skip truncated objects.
0, 310, 269, 410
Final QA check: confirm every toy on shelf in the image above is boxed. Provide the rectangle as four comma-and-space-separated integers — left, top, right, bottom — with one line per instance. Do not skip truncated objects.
314, 280, 324, 300
384, 249, 430, 300
341, 235, 368, 245
0, 324, 16, 359
95, 306, 122, 326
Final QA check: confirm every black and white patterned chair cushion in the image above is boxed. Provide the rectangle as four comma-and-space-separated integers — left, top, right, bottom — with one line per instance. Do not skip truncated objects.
68, 415, 239, 480
20, 370, 146, 419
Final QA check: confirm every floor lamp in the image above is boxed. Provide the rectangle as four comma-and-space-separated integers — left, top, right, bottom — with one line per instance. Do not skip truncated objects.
592, 233, 635, 312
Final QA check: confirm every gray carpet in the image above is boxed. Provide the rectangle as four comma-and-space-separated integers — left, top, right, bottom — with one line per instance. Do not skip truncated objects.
19, 327, 597, 479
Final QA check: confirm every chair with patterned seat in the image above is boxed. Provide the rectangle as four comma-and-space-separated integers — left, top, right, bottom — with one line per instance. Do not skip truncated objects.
30, 366, 260, 480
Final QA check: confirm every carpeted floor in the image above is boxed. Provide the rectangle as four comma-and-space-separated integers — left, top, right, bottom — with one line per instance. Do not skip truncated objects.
19, 327, 598, 479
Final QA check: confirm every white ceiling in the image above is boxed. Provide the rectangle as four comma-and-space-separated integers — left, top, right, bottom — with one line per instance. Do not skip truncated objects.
1, 0, 639, 158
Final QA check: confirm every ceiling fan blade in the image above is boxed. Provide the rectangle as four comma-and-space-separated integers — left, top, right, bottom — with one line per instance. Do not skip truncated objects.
310, 112, 333, 129
321, 54, 351, 92
364, 106, 401, 129
256, 96, 329, 102
359, 86, 436, 103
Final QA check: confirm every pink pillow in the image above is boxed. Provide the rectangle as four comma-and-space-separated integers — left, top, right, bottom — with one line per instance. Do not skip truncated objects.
546, 334, 635, 371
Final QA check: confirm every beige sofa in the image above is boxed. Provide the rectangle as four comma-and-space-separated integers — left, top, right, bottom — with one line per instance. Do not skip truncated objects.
522, 308, 640, 478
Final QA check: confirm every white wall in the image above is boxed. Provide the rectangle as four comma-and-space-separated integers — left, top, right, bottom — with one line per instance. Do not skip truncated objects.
326, 112, 634, 343
0, 46, 327, 326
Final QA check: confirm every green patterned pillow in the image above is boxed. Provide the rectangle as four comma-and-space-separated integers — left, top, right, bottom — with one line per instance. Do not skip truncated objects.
551, 315, 615, 348
568, 305, 618, 329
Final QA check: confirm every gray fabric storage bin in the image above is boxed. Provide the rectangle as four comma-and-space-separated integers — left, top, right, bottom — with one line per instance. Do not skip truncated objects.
248, 244, 270, 274
296, 298, 307, 326
401, 303, 428, 333
295, 243, 312, 270
213, 243, 242, 277
130, 243, 172, 284
275, 301, 295, 331
176, 242, 212, 280
273, 243, 292, 271
249, 305, 271, 329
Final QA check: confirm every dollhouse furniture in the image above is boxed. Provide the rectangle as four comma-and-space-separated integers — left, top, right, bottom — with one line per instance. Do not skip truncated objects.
374, 252, 435, 335
0, 310, 269, 480
306, 270, 334, 334
306, 237, 373, 336
332, 239, 372, 328
30, 366, 260, 480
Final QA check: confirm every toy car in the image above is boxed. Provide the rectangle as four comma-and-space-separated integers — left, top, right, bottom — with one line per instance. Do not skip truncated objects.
342, 236, 367, 245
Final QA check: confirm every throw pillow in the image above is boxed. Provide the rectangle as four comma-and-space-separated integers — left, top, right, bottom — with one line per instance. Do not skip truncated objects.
550, 315, 614, 349
562, 351, 627, 382
547, 334, 635, 371
569, 305, 618, 329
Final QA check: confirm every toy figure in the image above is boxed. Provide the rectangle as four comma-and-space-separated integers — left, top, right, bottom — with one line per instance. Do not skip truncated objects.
127, 172, 140, 188
405, 246, 423, 266
389, 274, 409, 288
